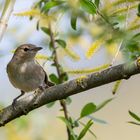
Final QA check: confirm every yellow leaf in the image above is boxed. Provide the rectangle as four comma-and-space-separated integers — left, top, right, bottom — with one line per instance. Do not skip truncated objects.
64, 47, 80, 61
35, 54, 48, 60
67, 64, 110, 74
14, 9, 56, 27
111, 4, 137, 15
14, 9, 40, 17
105, 42, 118, 56
86, 39, 104, 59
112, 80, 122, 95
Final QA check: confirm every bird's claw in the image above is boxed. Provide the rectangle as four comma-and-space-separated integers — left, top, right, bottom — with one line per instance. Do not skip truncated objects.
12, 99, 17, 111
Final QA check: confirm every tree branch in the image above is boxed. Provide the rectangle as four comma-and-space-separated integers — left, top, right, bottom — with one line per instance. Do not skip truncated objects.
0, 0, 16, 41
0, 58, 140, 127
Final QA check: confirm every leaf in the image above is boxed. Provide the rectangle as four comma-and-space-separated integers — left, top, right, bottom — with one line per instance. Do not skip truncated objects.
138, 3, 140, 13
88, 116, 107, 124
58, 116, 77, 140
71, 13, 77, 30
60, 72, 69, 82
1, 0, 11, 17
14, 9, 41, 17
65, 97, 72, 105
112, 80, 122, 95
41, 27, 50, 36
95, 0, 100, 8
46, 101, 56, 108
42, 1, 65, 11
79, 0, 97, 14
137, 3, 140, 16
55, 39, 66, 48
67, 64, 110, 74
49, 74, 60, 84
86, 38, 103, 59
79, 121, 97, 138
77, 120, 93, 140
35, 54, 48, 60
64, 47, 80, 60
36, 20, 40, 30
129, 110, 140, 122
128, 121, 140, 125
122, 33, 140, 60
80, 103, 96, 118
95, 98, 113, 112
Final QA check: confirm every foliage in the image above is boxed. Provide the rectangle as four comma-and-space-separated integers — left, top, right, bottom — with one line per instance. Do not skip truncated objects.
128, 110, 140, 125
58, 98, 112, 139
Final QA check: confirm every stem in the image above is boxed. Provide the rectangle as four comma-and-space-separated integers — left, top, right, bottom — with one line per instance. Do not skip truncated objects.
111, 3, 130, 65
0, 0, 16, 41
97, 10, 114, 29
48, 23, 71, 140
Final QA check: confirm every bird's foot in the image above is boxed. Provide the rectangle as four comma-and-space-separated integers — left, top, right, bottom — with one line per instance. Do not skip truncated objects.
33, 86, 46, 107
12, 99, 17, 111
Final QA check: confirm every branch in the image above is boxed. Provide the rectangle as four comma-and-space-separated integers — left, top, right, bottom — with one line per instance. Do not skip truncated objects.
0, 0, 16, 41
0, 58, 140, 127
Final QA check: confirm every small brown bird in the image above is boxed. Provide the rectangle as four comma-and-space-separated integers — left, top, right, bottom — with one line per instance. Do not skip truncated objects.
7, 44, 54, 107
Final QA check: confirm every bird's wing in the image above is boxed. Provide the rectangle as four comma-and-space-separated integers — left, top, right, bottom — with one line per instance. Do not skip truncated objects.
35, 60, 55, 87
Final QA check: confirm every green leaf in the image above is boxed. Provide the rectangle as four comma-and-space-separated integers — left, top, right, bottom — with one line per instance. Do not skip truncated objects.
36, 20, 40, 30
95, 98, 113, 112
49, 74, 60, 84
58, 116, 77, 140
79, 0, 97, 14
42, 1, 65, 11
46, 101, 56, 108
79, 121, 97, 138
55, 39, 66, 48
77, 120, 93, 140
71, 13, 77, 30
129, 110, 140, 122
122, 33, 140, 60
60, 72, 69, 82
65, 97, 72, 105
41, 27, 50, 36
80, 103, 96, 118
138, 3, 140, 14
137, 4, 140, 16
128, 121, 140, 126
88, 116, 107, 124
95, 0, 100, 8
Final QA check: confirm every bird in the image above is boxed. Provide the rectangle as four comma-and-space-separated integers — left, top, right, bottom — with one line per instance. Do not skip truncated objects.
7, 44, 54, 108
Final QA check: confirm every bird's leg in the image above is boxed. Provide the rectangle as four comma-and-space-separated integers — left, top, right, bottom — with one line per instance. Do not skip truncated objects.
33, 84, 50, 107
12, 90, 25, 109
33, 82, 55, 106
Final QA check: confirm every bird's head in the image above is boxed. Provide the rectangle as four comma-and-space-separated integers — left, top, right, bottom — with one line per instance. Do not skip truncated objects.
13, 44, 42, 62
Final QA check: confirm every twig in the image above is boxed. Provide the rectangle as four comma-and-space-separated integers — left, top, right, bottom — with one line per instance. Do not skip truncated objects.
48, 23, 71, 140
0, 0, 16, 41
111, 2, 130, 65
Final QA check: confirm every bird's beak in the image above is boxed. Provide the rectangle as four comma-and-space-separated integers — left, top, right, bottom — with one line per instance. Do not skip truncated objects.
32, 47, 42, 51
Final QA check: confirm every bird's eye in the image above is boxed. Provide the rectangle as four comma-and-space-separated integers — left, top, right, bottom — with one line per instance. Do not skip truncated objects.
24, 48, 29, 51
